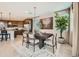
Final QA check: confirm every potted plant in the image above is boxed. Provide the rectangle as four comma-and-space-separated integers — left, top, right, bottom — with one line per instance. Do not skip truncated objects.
55, 13, 69, 44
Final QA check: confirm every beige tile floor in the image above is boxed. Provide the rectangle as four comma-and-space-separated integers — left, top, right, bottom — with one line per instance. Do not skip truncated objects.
0, 35, 72, 57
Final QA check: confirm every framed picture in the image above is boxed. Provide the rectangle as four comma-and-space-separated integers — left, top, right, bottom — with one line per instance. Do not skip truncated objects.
40, 17, 53, 29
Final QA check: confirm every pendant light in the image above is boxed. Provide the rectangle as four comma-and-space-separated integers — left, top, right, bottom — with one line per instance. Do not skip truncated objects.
0, 12, 2, 20
8, 12, 12, 25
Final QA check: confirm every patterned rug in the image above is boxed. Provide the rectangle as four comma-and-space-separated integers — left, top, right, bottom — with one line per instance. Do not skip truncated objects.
11, 41, 56, 57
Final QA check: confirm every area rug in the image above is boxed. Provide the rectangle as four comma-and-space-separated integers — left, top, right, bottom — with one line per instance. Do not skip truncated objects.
11, 40, 56, 57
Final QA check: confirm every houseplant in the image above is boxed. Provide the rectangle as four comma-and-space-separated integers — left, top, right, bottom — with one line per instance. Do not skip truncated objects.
55, 13, 69, 44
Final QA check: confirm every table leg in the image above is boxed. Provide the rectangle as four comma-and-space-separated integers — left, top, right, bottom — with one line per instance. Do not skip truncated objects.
39, 39, 45, 49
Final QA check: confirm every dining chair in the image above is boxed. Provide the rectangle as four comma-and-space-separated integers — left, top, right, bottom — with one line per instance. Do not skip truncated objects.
27, 32, 39, 52
22, 23, 30, 46
22, 31, 28, 46
1, 29, 10, 41
44, 33, 57, 54
22, 30, 39, 52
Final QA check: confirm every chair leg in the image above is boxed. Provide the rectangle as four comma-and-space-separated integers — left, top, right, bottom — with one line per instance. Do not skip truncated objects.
26, 35, 30, 48
22, 39, 24, 46
53, 46, 54, 54
22, 37, 25, 46
26, 42, 29, 48
9, 34, 10, 40
5, 34, 8, 41
55, 33, 57, 49
33, 39, 35, 52
55, 39, 57, 49
33, 45, 35, 52
1, 35, 3, 42
56, 43, 57, 49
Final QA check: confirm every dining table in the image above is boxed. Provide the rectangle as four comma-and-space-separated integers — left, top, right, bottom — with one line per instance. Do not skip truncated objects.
34, 32, 53, 49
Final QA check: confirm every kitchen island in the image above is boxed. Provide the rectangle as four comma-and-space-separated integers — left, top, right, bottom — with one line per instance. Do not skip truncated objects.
6, 28, 16, 40
0, 27, 25, 41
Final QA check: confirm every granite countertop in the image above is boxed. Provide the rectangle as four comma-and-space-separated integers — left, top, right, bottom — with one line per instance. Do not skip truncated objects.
0, 27, 27, 31
6, 27, 18, 31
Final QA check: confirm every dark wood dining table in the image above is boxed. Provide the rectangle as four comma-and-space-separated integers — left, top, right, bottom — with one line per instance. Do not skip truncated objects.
34, 32, 53, 49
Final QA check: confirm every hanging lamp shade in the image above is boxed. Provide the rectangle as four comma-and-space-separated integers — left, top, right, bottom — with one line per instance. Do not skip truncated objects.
0, 12, 2, 20
9, 12, 11, 20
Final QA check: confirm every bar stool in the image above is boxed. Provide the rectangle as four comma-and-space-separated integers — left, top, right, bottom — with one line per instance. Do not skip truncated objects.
1, 29, 10, 41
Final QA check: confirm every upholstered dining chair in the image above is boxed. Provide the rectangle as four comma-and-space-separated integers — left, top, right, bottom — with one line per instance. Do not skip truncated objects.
22, 31, 28, 46
22, 30, 39, 52
1, 28, 10, 41
44, 33, 57, 54
27, 32, 39, 52
22, 24, 30, 46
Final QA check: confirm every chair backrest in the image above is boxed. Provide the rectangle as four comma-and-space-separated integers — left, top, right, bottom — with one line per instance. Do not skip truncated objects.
1, 29, 7, 34
23, 31, 28, 37
1, 27, 7, 33
23, 33, 27, 37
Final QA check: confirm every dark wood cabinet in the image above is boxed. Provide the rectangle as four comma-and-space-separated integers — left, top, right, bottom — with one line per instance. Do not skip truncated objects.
14, 29, 24, 38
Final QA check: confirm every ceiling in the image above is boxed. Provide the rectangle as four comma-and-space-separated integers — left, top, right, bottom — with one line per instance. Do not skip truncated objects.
0, 2, 72, 20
